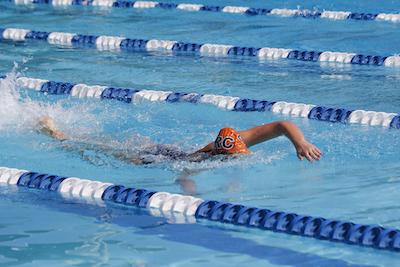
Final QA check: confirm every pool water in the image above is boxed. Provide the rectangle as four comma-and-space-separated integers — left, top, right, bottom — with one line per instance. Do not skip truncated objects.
0, 0, 400, 266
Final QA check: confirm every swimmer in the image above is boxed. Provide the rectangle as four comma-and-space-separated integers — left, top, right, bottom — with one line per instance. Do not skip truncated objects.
37, 116, 321, 164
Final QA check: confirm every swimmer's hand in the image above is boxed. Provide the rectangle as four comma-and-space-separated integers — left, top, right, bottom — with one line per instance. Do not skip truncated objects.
295, 140, 322, 161
37, 116, 68, 141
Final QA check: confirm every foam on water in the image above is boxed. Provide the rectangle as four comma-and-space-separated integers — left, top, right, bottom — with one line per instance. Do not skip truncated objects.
171, 150, 285, 172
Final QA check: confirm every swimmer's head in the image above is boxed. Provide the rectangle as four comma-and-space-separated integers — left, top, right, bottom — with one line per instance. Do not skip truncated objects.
213, 127, 250, 155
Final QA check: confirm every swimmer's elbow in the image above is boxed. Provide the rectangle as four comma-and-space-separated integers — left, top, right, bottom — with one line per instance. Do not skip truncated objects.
276, 121, 297, 135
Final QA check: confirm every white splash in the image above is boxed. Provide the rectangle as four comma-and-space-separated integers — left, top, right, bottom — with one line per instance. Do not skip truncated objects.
0, 69, 100, 136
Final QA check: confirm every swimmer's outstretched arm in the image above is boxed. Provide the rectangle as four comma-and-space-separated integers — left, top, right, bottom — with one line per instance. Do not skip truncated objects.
194, 121, 322, 161
37, 116, 150, 165
38, 117, 68, 141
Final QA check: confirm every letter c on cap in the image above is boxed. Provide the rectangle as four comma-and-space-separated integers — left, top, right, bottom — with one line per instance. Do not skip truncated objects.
222, 137, 234, 150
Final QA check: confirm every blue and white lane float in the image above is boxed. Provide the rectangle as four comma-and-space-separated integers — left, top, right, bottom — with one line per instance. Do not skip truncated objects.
1, 28, 400, 67
10, 76, 400, 129
11, 0, 400, 24
1, 166, 400, 251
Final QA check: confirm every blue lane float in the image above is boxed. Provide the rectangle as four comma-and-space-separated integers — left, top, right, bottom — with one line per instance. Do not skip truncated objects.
1, 27, 400, 67
9, 75, 400, 129
10, 0, 400, 24
1, 166, 400, 252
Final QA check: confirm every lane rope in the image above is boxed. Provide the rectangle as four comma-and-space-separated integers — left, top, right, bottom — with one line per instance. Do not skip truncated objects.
10, 0, 400, 24
4, 75, 400, 129
1, 27, 400, 67
1, 166, 400, 251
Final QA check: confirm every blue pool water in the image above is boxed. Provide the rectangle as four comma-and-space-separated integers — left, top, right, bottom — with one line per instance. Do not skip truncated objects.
0, 0, 400, 266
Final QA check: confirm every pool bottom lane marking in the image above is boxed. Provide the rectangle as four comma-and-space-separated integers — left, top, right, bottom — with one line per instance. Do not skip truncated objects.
1, 166, 400, 251
1, 27, 400, 67
8, 75, 400, 129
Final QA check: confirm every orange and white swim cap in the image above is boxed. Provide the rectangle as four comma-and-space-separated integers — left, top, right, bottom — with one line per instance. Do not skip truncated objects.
213, 128, 250, 154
